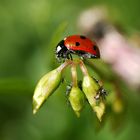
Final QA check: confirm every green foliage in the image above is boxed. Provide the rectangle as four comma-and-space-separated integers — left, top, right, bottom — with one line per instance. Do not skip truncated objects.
0, 0, 140, 140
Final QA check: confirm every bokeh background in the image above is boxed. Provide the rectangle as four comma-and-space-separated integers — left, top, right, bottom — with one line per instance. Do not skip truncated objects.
0, 0, 140, 140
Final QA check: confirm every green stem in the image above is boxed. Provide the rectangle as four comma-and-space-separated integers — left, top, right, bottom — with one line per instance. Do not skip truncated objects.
57, 60, 72, 72
71, 63, 77, 87
79, 60, 89, 76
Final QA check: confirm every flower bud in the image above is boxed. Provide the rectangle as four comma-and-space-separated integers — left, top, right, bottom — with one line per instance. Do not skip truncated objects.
69, 87, 85, 117
82, 75, 105, 121
33, 67, 62, 114
93, 102, 105, 121
82, 75, 100, 106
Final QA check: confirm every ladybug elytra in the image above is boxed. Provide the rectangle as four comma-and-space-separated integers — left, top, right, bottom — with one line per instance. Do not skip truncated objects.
55, 35, 100, 61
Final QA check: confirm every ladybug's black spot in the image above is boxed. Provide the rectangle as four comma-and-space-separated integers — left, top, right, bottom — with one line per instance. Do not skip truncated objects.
80, 35, 86, 39
76, 42, 80, 46
93, 45, 97, 50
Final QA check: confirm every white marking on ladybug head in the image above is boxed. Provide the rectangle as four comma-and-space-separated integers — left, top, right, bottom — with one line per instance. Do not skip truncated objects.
56, 45, 62, 53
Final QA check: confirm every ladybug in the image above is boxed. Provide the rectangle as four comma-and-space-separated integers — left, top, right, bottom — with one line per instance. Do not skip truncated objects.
55, 35, 100, 61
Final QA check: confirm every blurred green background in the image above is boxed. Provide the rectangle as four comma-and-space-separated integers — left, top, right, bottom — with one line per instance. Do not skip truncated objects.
0, 0, 140, 140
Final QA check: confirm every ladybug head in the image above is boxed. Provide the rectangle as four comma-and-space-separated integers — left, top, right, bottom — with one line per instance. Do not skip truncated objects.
55, 40, 69, 62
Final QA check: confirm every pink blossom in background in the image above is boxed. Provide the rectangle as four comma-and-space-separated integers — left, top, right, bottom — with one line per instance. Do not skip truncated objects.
78, 6, 140, 88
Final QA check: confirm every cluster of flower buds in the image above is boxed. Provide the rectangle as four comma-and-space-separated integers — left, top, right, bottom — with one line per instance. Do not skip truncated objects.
33, 59, 107, 121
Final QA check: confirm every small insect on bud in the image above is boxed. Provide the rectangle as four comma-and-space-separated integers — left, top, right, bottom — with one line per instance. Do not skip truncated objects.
91, 77, 107, 100
68, 86, 85, 117
32, 67, 62, 114
82, 75, 105, 121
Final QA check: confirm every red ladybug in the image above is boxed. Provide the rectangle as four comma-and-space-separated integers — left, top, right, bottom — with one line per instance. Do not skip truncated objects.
55, 35, 100, 61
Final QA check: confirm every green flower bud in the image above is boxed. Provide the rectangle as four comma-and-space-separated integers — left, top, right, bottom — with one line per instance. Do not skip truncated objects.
93, 102, 105, 121
69, 87, 85, 117
82, 75, 105, 121
82, 75, 100, 107
33, 67, 62, 114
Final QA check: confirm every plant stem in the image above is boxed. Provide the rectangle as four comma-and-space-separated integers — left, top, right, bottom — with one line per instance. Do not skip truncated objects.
71, 63, 77, 87
57, 60, 72, 72
79, 60, 89, 76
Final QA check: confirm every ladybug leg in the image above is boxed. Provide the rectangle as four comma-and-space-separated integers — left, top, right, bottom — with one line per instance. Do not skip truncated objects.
68, 53, 73, 60
65, 50, 73, 60
56, 55, 62, 63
